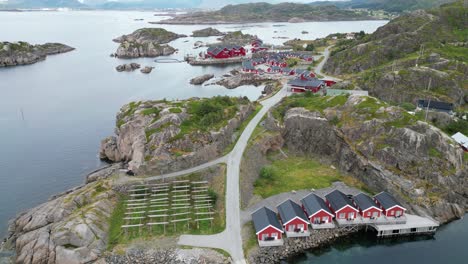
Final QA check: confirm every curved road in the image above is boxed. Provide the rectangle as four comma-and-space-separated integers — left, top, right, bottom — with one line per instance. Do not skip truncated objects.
133, 48, 334, 263
315, 46, 341, 82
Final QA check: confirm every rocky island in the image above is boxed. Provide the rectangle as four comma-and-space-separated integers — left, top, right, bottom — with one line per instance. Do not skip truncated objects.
0, 41, 74, 67
112, 28, 186, 58
191, 27, 225, 37
156, 2, 377, 24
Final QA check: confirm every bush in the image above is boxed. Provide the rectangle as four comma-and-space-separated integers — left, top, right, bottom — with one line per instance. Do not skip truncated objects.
400, 102, 416, 111
444, 119, 468, 135
305, 43, 314, 51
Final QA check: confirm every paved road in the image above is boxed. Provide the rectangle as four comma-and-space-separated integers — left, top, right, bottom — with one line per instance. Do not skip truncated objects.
178, 84, 289, 264
315, 46, 341, 82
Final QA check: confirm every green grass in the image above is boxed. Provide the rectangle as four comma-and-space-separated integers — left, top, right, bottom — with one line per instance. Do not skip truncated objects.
253, 155, 345, 198
108, 165, 227, 247
169, 107, 182, 114
273, 94, 349, 122
170, 96, 250, 142
141, 107, 160, 116
428, 147, 443, 158
107, 195, 127, 250
243, 222, 258, 256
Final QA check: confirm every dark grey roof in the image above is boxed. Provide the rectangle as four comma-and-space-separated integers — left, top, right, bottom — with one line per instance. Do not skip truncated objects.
325, 190, 356, 211
295, 69, 307, 74
374, 192, 405, 210
242, 60, 255, 70
417, 100, 453, 111
282, 67, 291, 72
353, 193, 379, 211
301, 193, 333, 217
271, 66, 281, 70
252, 207, 282, 234
277, 199, 308, 224
288, 78, 324, 88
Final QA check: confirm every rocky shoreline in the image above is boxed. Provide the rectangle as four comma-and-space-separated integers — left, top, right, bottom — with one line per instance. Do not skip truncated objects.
0, 41, 74, 67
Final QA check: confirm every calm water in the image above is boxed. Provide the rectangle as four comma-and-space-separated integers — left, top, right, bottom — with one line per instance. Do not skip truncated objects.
289, 216, 468, 264
0, 11, 387, 238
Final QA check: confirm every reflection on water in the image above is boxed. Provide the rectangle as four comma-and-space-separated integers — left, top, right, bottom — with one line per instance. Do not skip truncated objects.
289, 217, 467, 264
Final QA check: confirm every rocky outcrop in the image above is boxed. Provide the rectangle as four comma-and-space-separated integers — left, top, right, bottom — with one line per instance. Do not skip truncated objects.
0, 41, 74, 67
191, 27, 224, 37
140, 66, 154, 74
216, 70, 279, 89
115, 63, 140, 72
280, 96, 467, 223
100, 97, 255, 174
215, 31, 255, 46
189, 74, 214, 85
112, 28, 185, 58
1, 172, 120, 264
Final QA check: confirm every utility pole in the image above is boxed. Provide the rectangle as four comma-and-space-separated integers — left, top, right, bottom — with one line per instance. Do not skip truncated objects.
416, 44, 424, 67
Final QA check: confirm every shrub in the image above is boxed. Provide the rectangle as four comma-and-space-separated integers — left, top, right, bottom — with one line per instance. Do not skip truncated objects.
400, 102, 416, 111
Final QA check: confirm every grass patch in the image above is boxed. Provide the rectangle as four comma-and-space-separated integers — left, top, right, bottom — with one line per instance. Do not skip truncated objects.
170, 96, 250, 142
107, 195, 127, 250
428, 147, 442, 158
254, 155, 345, 198
273, 93, 349, 122
243, 222, 258, 256
141, 107, 160, 116
169, 107, 182, 114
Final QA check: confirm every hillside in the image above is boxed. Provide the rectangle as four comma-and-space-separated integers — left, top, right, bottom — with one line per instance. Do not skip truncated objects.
323, 1, 467, 107
310, 0, 456, 13
157, 2, 377, 24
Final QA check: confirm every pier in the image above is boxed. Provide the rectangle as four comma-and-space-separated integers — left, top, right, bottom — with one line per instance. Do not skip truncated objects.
186, 56, 244, 66
370, 214, 439, 237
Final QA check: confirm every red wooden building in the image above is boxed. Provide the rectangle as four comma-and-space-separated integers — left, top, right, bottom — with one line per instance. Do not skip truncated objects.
323, 80, 337, 87
353, 193, 382, 219
288, 78, 324, 93
206, 45, 246, 59
301, 193, 334, 225
325, 190, 359, 220
277, 199, 309, 236
374, 192, 406, 218
252, 207, 284, 245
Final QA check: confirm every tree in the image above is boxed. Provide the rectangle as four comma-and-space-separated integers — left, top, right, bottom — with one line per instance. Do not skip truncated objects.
305, 43, 315, 52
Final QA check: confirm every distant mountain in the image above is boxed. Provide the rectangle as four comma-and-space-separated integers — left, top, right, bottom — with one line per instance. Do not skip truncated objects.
0, 0, 86, 8
94, 0, 202, 9
158, 2, 376, 24
309, 0, 457, 13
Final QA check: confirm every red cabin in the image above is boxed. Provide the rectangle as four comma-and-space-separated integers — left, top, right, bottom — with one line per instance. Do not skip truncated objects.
374, 192, 406, 218
301, 193, 334, 225
353, 193, 382, 219
325, 190, 359, 220
252, 207, 284, 246
277, 200, 309, 236
323, 80, 337, 87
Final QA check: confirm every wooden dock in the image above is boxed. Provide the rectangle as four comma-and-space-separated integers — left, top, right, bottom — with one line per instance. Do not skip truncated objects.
370, 214, 439, 237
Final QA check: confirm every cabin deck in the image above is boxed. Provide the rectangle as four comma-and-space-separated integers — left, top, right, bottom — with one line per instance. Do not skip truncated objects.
311, 222, 336, 229
258, 239, 284, 247
336, 215, 407, 227
371, 214, 439, 237
285, 230, 311, 238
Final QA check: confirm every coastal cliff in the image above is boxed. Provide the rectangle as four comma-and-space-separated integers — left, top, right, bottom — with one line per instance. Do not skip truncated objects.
279, 95, 466, 223
100, 96, 255, 174
112, 28, 186, 58
0, 42, 74, 67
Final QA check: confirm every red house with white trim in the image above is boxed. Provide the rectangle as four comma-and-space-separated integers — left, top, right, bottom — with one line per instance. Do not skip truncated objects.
325, 190, 359, 220
277, 199, 309, 237
374, 192, 406, 218
252, 207, 284, 246
301, 193, 335, 228
353, 193, 382, 219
